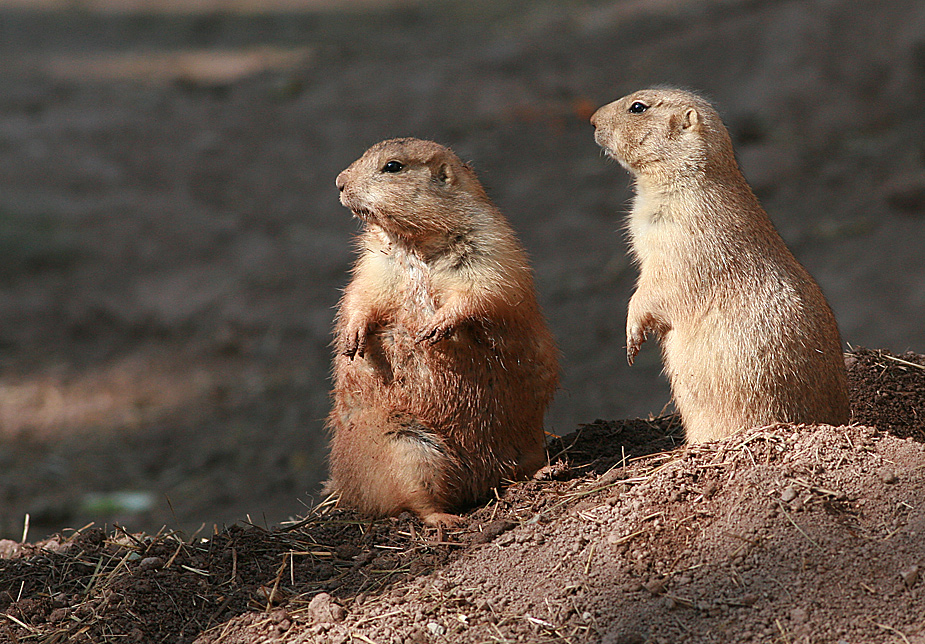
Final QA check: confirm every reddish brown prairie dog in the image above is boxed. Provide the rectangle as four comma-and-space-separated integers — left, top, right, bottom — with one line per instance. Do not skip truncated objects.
327, 138, 559, 525
591, 88, 849, 443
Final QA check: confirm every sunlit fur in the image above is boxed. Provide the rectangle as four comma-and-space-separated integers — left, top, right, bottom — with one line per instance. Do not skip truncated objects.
328, 138, 559, 525
591, 89, 849, 443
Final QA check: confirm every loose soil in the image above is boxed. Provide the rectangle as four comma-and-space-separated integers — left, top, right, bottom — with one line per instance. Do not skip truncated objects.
1, 348, 923, 643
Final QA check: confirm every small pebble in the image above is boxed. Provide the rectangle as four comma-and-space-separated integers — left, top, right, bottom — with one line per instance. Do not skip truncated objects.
781, 486, 798, 503
740, 593, 759, 606
307, 592, 346, 623
138, 556, 164, 572
880, 469, 898, 484
702, 481, 719, 499
899, 565, 920, 587
335, 544, 360, 560
48, 608, 69, 623
406, 628, 428, 644
644, 578, 667, 595
471, 520, 515, 544
427, 621, 445, 636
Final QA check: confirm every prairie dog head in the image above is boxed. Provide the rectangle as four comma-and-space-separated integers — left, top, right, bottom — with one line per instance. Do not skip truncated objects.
336, 138, 488, 241
590, 88, 736, 181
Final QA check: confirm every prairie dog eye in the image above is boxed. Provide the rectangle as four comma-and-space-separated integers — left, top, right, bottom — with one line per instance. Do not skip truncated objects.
382, 160, 404, 173
628, 101, 649, 114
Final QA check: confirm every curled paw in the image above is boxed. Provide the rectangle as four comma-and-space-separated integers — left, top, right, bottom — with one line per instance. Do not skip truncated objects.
626, 325, 646, 366
415, 322, 454, 345
341, 323, 369, 359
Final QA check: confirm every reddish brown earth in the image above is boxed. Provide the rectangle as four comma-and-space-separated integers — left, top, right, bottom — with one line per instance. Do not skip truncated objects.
1, 348, 923, 643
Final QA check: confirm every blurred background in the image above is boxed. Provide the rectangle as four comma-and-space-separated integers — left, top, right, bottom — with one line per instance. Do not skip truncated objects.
0, 0, 922, 540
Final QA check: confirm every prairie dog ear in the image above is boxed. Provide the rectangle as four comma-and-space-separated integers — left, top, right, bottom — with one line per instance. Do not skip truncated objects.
681, 107, 700, 131
435, 162, 456, 185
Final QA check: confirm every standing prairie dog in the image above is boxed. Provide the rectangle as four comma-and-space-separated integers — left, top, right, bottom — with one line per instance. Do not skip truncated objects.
591, 88, 849, 442
328, 138, 559, 525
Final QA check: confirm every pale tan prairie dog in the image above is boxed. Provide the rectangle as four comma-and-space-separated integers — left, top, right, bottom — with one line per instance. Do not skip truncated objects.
328, 138, 559, 525
590, 88, 849, 443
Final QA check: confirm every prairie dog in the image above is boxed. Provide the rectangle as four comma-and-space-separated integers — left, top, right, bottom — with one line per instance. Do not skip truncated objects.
590, 88, 849, 442
328, 138, 559, 525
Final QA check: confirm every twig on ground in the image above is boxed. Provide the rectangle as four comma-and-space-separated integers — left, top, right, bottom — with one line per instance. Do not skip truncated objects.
868, 617, 912, 644
776, 501, 822, 551
878, 353, 925, 371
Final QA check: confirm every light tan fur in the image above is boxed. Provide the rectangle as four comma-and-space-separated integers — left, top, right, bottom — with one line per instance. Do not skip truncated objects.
591, 88, 849, 443
328, 138, 559, 525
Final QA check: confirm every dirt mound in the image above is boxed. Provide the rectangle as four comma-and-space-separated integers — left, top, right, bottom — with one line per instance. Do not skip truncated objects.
1, 348, 923, 643
847, 347, 925, 442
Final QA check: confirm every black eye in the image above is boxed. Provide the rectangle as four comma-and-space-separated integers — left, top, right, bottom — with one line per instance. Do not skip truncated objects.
382, 161, 404, 173
628, 101, 649, 114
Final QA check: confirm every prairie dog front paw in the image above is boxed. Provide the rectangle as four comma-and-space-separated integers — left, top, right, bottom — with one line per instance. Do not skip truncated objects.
415, 320, 455, 345
415, 308, 462, 345
626, 293, 657, 366
341, 317, 372, 358
626, 323, 646, 366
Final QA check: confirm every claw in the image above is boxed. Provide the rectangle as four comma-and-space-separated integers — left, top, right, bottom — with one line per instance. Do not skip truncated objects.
341, 324, 368, 359
416, 323, 452, 345
627, 325, 646, 366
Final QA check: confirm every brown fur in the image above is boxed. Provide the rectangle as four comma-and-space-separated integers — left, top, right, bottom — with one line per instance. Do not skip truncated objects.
591, 88, 849, 443
328, 138, 559, 525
